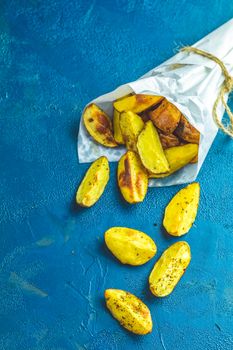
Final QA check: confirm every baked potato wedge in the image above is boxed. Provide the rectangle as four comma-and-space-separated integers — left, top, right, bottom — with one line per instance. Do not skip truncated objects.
105, 289, 153, 335
105, 227, 157, 265
149, 241, 191, 297
83, 103, 117, 147
76, 156, 109, 207
163, 182, 200, 236
114, 94, 163, 114
120, 111, 144, 151
148, 99, 181, 134
137, 121, 170, 174
175, 115, 200, 144
149, 144, 199, 178
113, 109, 124, 144
118, 151, 148, 203
158, 131, 180, 149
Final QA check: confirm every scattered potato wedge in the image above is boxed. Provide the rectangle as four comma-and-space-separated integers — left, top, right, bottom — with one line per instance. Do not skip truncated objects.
149, 241, 191, 297
137, 121, 170, 174
175, 115, 200, 144
105, 227, 157, 265
83, 103, 117, 147
163, 182, 200, 236
148, 99, 181, 134
158, 131, 180, 149
76, 156, 109, 207
120, 111, 144, 151
149, 144, 199, 178
105, 289, 153, 335
114, 94, 163, 114
113, 109, 124, 144
118, 151, 148, 203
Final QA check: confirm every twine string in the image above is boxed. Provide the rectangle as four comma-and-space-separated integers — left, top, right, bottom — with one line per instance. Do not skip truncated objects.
181, 46, 233, 137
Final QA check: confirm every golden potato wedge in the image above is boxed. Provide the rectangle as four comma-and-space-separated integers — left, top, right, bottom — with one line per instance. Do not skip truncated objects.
118, 151, 148, 204
148, 99, 181, 134
114, 94, 163, 113
105, 227, 157, 265
137, 121, 170, 174
163, 183, 200, 236
149, 241, 191, 297
83, 103, 117, 147
149, 144, 199, 178
175, 115, 200, 144
158, 131, 180, 149
76, 156, 109, 207
113, 109, 124, 144
120, 111, 144, 151
105, 289, 153, 335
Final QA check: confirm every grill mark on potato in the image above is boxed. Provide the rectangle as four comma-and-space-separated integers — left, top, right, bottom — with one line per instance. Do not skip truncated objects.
119, 157, 132, 189
96, 112, 112, 134
136, 94, 149, 104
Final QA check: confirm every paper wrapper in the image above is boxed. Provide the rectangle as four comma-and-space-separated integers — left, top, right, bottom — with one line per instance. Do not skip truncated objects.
78, 19, 233, 187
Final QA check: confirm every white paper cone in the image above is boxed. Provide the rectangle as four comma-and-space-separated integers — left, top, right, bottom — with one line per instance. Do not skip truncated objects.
77, 18, 233, 187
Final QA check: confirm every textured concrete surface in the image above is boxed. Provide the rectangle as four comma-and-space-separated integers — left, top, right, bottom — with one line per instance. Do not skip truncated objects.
1, 1, 233, 349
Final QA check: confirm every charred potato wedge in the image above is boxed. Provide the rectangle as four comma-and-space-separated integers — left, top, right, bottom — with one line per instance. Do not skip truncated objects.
120, 111, 144, 151
149, 241, 191, 297
83, 103, 117, 147
76, 156, 109, 207
158, 131, 180, 149
150, 144, 199, 178
148, 99, 181, 134
163, 183, 200, 236
114, 94, 163, 114
137, 121, 170, 174
105, 289, 153, 335
113, 109, 124, 144
105, 227, 157, 265
175, 115, 200, 144
118, 151, 148, 203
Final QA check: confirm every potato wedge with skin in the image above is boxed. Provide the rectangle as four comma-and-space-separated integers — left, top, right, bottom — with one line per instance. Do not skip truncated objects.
76, 156, 109, 207
114, 94, 164, 113
175, 115, 200, 144
137, 121, 170, 174
163, 183, 200, 236
113, 109, 124, 144
158, 131, 180, 149
120, 111, 144, 151
148, 99, 181, 134
149, 241, 191, 297
149, 144, 199, 178
105, 289, 153, 335
105, 227, 157, 265
118, 151, 148, 203
83, 103, 117, 147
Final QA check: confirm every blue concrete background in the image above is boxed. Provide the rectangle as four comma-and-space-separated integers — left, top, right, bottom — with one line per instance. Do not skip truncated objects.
1, 1, 233, 349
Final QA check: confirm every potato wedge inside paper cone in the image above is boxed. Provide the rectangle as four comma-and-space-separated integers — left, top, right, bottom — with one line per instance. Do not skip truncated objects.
78, 19, 233, 187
